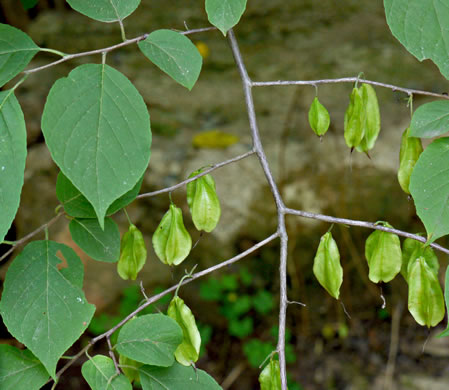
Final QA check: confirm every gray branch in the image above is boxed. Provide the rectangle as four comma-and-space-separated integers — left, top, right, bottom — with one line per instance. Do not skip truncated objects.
252, 77, 449, 100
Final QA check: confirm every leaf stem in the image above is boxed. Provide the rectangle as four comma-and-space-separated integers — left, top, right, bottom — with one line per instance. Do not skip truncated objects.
39, 47, 67, 57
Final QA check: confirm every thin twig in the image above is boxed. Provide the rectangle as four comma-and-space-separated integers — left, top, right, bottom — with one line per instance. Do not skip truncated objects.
24, 27, 216, 75
227, 29, 289, 390
252, 78, 449, 100
284, 207, 449, 255
0, 212, 64, 262
107, 336, 120, 375
137, 150, 255, 198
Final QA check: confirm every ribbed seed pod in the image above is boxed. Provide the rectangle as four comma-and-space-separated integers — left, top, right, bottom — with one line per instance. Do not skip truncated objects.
152, 203, 192, 266
313, 232, 343, 299
398, 127, 423, 194
117, 224, 147, 280
187, 170, 221, 233
408, 257, 445, 327
259, 359, 282, 390
401, 237, 439, 282
365, 222, 402, 283
356, 84, 381, 152
344, 87, 365, 149
167, 296, 201, 366
308, 96, 330, 138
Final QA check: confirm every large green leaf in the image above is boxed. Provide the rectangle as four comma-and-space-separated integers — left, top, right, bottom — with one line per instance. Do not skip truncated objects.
115, 314, 182, 367
81, 355, 132, 390
410, 101, 449, 138
0, 24, 39, 87
138, 30, 202, 90
139, 362, 222, 390
0, 345, 49, 390
66, 0, 141, 22
0, 90, 27, 243
384, 0, 449, 80
409, 137, 449, 243
205, 0, 247, 36
69, 217, 120, 262
56, 172, 143, 219
42, 64, 151, 228
0, 241, 95, 378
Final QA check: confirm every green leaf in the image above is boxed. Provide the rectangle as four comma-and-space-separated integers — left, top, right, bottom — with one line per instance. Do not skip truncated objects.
384, 0, 449, 80
152, 203, 192, 266
0, 24, 39, 87
66, 0, 140, 22
313, 232, 343, 299
259, 360, 282, 390
139, 362, 222, 390
117, 224, 147, 280
69, 217, 120, 262
115, 314, 183, 367
0, 90, 27, 243
308, 97, 330, 138
410, 101, 449, 138
138, 30, 202, 90
397, 127, 423, 194
0, 345, 49, 390
56, 172, 143, 219
205, 0, 248, 36
41, 64, 151, 228
438, 266, 449, 337
20, 0, 39, 10
81, 355, 132, 390
409, 138, 449, 243
167, 296, 201, 366
186, 170, 221, 233
365, 223, 402, 283
408, 257, 445, 327
401, 237, 439, 282
0, 241, 95, 378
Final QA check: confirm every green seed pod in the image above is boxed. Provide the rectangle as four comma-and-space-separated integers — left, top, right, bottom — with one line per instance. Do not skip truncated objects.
186, 170, 221, 233
308, 96, 330, 137
398, 127, 423, 194
167, 296, 201, 366
313, 232, 343, 299
401, 237, 439, 282
117, 224, 147, 280
356, 84, 381, 152
408, 256, 445, 327
118, 353, 142, 384
344, 87, 365, 148
259, 359, 282, 390
365, 222, 402, 283
152, 203, 192, 266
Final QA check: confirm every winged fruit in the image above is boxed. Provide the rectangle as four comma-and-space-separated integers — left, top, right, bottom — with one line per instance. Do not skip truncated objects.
313, 232, 343, 299
308, 96, 330, 138
259, 359, 282, 390
398, 127, 423, 194
365, 222, 402, 283
117, 224, 147, 280
408, 257, 445, 327
167, 296, 201, 366
187, 170, 221, 233
152, 203, 192, 266
344, 87, 365, 149
356, 84, 381, 153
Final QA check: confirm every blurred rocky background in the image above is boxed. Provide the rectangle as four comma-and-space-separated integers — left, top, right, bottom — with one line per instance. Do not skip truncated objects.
1, 0, 449, 389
